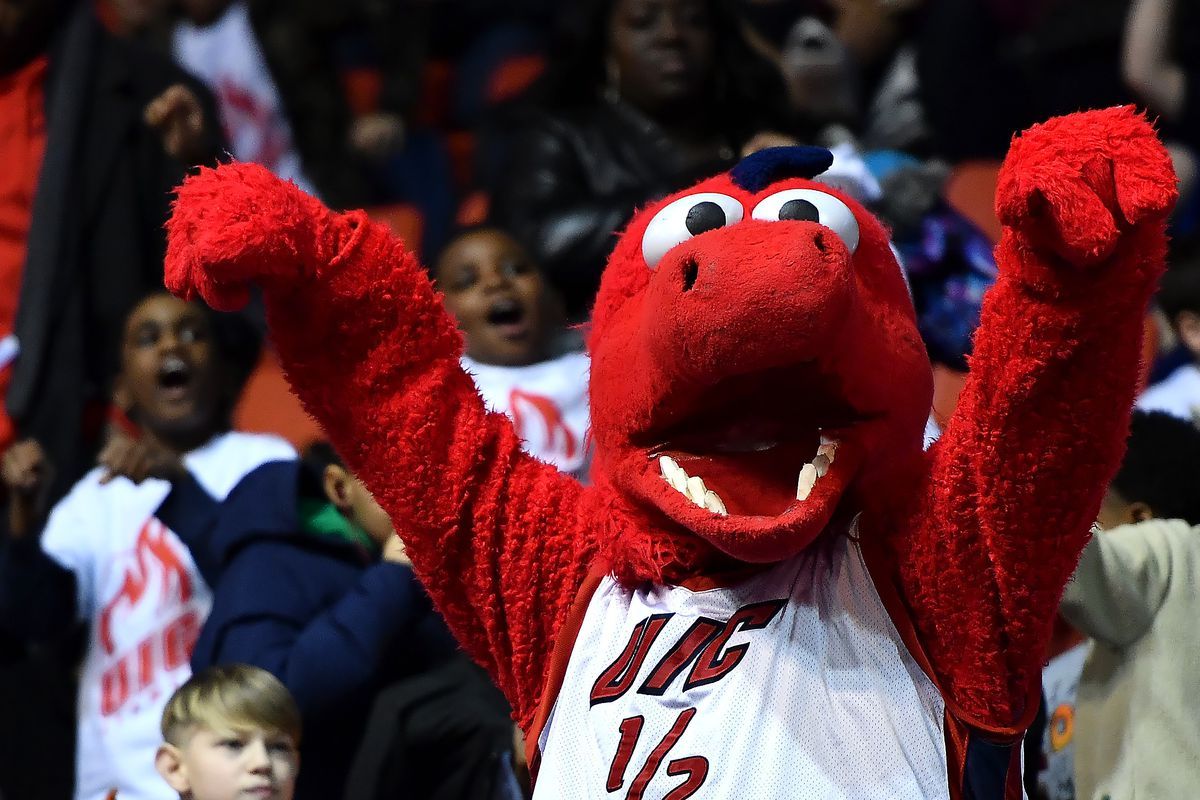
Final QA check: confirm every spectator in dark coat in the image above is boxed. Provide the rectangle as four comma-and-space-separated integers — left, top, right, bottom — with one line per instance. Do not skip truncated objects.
488, 0, 794, 320
163, 443, 459, 800
345, 656, 525, 800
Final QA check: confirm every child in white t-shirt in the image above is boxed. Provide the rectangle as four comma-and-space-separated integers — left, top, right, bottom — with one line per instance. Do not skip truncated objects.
434, 226, 591, 478
0, 293, 294, 800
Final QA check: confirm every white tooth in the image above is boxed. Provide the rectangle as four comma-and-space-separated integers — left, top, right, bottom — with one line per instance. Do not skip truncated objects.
812, 454, 831, 478
796, 463, 818, 501
659, 455, 681, 482
657, 456, 688, 492
686, 475, 708, 505
703, 490, 728, 516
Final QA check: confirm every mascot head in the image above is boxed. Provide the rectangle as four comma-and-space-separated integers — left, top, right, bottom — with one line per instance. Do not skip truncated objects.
588, 147, 932, 576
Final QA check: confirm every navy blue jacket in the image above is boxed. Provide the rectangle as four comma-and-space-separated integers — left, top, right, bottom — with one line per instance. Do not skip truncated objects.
159, 460, 457, 800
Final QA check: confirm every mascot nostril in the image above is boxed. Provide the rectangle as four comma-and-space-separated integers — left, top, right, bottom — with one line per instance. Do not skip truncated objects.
681, 257, 699, 292
166, 108, 1176, 798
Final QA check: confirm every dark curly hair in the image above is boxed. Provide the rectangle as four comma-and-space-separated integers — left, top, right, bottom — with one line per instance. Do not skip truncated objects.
1113, 411, 1200, 525
298, 440, 345, 501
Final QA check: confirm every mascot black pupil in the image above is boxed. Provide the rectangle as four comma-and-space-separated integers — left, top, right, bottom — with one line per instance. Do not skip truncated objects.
779, 198, 820, 222
686, 201, 726, 235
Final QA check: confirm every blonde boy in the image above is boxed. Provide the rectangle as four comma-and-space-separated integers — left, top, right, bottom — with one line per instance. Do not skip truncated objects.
154, 664, 301, 800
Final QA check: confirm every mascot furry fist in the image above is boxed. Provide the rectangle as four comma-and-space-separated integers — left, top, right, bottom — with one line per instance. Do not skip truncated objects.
166, 107, 1174, 799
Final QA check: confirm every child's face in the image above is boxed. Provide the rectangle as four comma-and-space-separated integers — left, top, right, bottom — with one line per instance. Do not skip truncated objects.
158, 726, 298, 800
435, 230, 549, 366
1176, 309, 1200, 362
119, 295, 224, 445
347, 475, 396, 548
323, 465, 396, 548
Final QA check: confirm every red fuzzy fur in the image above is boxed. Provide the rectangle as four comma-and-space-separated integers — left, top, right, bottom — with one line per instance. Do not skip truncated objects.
165, 107, 1174, 737
870, 107, 1176, 728
169, 163, 601, 730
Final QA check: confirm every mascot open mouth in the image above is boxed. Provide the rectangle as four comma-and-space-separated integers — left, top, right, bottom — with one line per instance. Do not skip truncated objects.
655, 435, 839, 516
631, 365, 868, 538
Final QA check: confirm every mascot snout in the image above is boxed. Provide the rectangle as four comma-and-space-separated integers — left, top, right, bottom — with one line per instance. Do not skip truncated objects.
642, 220, 857, 382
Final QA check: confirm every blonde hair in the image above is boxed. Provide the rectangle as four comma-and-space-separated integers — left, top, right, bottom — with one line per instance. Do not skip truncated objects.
161, 664, 302, 746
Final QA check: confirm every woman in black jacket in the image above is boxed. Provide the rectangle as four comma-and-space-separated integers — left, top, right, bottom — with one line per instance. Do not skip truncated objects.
488, 0, 793, 320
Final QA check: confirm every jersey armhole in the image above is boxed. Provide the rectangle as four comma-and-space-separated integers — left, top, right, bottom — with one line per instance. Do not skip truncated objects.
524, 568, 607, 785
859, 530, 1037, 800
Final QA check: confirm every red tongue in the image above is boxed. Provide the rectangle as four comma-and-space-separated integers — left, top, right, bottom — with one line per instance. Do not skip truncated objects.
671, 443, 808, 517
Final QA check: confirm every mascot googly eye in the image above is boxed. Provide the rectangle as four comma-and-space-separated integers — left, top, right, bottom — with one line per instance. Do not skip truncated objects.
751, 188, 860, 254
641, 192, 744, 268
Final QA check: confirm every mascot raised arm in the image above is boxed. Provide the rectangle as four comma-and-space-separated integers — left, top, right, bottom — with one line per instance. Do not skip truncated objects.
166, 106, 1175, 799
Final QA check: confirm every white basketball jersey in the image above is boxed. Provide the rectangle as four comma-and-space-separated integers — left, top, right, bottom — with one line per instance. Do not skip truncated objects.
533, 530, 951, 800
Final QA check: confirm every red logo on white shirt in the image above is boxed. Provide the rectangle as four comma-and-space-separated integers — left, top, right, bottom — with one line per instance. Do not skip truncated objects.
98, 519, 193, 654
217, 79, 290, 173
510, 389, 579, 461
98, 518, 199, 716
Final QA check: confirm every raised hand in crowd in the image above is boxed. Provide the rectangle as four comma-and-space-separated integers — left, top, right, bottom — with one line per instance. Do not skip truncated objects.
349, 112, 406, 160
1, 439, 52, 539
380, 533, 412, 566
143, 83, 210, 165
97, 425, 186, 486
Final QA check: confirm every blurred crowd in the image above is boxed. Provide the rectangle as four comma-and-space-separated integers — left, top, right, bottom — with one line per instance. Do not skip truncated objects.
0, 0, 1198, 798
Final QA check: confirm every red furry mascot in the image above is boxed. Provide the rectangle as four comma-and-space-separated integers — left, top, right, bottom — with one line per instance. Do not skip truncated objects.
166, 107, 1174, 799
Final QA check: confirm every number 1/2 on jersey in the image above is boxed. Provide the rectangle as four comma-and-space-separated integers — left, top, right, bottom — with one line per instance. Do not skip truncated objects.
591, 600, 786, 798
606, 709, 707, 800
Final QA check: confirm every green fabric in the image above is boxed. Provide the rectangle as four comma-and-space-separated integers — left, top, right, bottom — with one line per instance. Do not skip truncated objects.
298, 498, 377, 552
